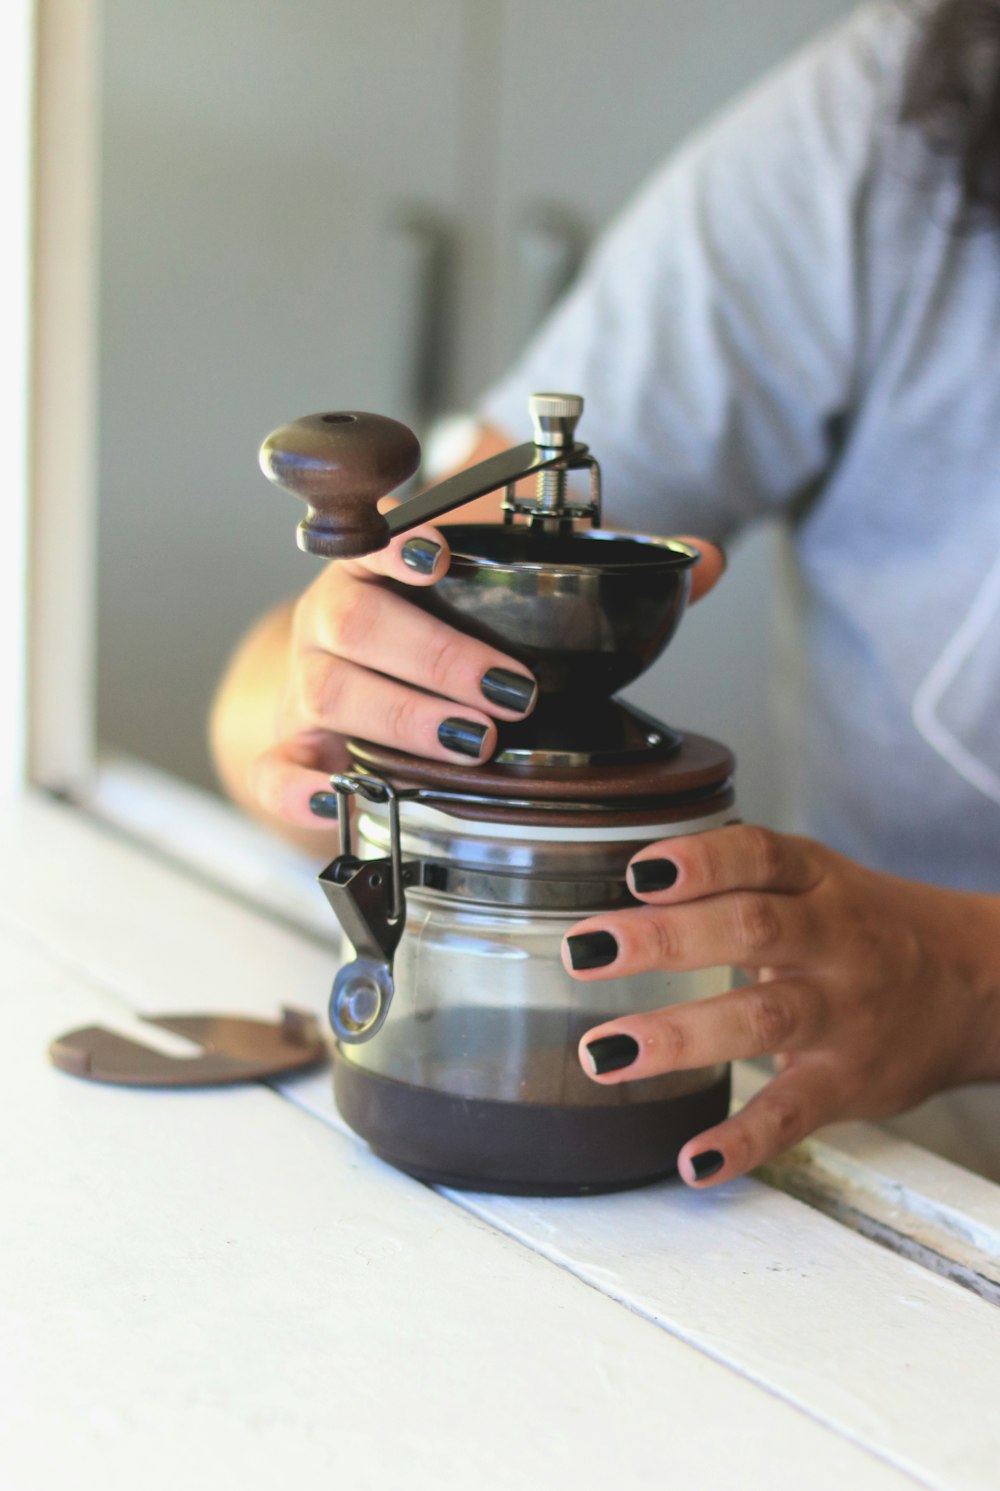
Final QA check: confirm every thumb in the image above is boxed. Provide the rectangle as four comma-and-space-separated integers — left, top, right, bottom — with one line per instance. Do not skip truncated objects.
678, 537, 727, 605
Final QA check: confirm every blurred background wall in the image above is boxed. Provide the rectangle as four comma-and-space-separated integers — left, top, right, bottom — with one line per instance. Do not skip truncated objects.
96, 0, 858, 823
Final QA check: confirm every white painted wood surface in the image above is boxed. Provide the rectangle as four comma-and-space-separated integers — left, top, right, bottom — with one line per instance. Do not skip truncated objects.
2, 818, 914, 1491
3, 792, 999, 1490
11, 946, 921, 1491
285, 1064, 1000, 1491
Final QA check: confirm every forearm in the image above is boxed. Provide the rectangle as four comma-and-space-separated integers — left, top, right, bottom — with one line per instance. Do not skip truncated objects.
208, 600, 312, 837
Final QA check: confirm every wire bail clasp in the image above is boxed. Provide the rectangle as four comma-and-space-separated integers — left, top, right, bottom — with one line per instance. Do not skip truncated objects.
319, 773, 415, 1044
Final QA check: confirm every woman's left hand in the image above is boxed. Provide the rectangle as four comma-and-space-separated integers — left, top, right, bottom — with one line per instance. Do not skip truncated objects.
563, 824, 1000, 1187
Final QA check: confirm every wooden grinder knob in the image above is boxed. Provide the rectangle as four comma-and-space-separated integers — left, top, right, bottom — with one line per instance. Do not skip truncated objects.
258, 411, 422, 559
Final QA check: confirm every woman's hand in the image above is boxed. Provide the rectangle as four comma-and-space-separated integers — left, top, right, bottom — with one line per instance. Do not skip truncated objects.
245, 522, 542, 831
564, 824, 1000, 1187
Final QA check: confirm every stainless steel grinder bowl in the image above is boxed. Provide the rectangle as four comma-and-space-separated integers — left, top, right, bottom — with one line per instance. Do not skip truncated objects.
394, 525, 699, 702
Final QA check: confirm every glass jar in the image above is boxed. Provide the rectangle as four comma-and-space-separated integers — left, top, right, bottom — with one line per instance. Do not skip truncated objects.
332, 798, 733, 1195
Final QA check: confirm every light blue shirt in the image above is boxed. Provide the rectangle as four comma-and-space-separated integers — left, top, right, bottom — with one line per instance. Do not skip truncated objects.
481, 0, 1000, 893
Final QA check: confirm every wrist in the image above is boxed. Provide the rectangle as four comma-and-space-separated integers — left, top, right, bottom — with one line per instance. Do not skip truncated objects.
943, 890, 1000, 1086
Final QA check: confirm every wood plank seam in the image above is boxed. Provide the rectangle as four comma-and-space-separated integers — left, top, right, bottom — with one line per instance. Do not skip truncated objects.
731, 1067, 1000, 1303
758, 1147, 1000, 1307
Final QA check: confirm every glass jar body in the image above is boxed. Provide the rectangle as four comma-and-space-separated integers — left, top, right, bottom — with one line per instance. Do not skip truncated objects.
333, 804, 733, 1194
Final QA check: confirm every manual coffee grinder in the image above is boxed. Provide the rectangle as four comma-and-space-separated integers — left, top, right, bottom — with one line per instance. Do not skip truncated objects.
260, 394, 736, 1195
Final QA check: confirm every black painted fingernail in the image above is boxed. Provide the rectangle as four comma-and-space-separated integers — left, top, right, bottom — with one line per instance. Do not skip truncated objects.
480, 667, 537, 713
566, 931, 619, 970
585, 1033, 639, 1074
630, 858, 679, 894
401, 538, 442, 575
690, 1150, 725, 1181
309, 791, 340, 820
438, 717, 489, 758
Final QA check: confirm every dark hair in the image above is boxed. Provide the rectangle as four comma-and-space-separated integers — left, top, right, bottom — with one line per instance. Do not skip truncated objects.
903, 0, 1000, 218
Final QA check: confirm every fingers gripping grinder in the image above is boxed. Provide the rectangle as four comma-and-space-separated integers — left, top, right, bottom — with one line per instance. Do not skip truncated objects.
260, 396, 736, 1194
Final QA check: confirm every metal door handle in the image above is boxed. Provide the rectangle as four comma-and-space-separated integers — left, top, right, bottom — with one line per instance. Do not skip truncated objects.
513, 208, 583, 352
382, 210, 448, 426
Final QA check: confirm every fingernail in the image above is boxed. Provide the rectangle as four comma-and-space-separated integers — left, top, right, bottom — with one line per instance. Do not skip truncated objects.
309, 791, 340, 820
690, 1150, 725, 1181
480, 667, 537, 713
630, 858, 679, 894
401, 538, 442, 575
566, 931, 619, 971
438, 717, 489, 758
584, 1033, 639, 1075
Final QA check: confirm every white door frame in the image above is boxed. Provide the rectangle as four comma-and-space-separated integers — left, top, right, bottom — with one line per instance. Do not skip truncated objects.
1, 0, 38, 800
5, 0, 101, 804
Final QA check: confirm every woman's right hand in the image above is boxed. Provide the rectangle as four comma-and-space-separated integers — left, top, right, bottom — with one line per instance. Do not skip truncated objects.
245, 522, 540, 832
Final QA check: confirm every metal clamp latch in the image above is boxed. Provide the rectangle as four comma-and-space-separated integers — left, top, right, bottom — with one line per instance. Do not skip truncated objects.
319, 774, 416, 1044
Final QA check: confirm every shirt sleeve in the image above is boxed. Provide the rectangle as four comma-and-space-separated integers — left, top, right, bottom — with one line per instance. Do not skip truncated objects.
478, 1, 917, 542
